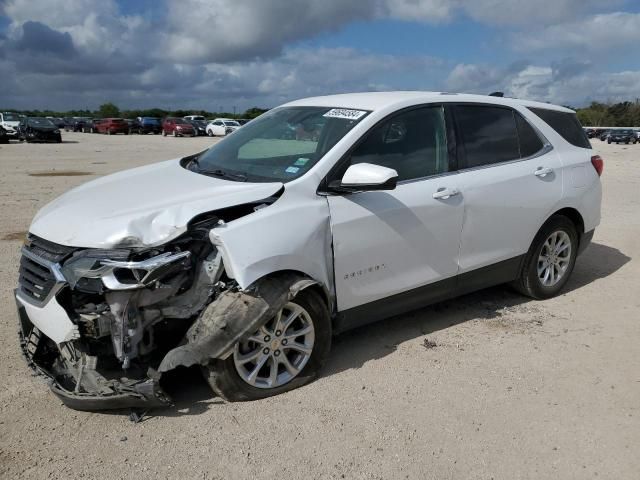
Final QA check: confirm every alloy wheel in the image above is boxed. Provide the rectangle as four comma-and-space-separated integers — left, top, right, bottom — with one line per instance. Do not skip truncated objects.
537, 230, 572, 287
233, 302, 315, 389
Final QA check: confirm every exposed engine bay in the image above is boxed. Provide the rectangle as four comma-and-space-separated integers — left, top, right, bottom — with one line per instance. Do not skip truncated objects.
16, 198, 314, 411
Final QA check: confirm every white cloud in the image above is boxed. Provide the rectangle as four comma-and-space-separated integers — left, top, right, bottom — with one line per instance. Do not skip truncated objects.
514, 12, 640, 53
446, 61, 640, 106
1, 0, 639, 110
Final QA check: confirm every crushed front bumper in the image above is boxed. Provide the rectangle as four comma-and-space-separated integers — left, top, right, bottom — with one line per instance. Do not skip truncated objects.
16, 292, 172, 412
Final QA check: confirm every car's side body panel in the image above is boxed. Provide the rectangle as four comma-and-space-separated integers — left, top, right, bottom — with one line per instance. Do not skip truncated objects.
210, 176, 336, 305
327, 176, 464, 311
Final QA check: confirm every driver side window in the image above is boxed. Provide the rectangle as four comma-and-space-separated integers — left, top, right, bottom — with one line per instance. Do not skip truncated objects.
347, 106, 449, 182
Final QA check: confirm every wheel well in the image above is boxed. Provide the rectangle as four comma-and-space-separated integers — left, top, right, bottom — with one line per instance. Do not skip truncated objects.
552, 208, 584, 234
254, 270, 333, 314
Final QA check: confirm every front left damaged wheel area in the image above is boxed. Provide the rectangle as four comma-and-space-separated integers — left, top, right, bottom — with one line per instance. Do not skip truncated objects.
203, 288, 331, 401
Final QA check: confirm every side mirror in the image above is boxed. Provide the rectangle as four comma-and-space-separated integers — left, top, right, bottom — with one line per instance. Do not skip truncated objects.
333, 163, 398, 192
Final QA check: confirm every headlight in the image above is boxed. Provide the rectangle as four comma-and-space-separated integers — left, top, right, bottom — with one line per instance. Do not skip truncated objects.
62, 250, 191, 291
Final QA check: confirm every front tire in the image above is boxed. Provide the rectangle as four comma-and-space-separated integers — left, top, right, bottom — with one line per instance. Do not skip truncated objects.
204, 288, 331, 402
512, 215, 579, 300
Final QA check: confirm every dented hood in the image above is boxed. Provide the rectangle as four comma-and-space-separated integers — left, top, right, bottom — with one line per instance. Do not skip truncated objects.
29, 159, 283, 248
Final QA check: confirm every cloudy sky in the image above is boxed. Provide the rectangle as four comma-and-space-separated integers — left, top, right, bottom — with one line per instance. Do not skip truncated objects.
1, 0, 639, 111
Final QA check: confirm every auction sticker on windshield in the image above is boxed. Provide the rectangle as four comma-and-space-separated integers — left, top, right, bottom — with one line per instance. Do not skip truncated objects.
323, 108, 368, 120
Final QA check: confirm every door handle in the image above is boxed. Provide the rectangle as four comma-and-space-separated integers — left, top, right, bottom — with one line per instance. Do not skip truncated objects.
534, 167, 554, 177
432, 187, 460, 200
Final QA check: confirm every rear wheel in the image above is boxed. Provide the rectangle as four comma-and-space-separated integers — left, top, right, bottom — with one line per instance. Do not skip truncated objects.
204, 288, 331, 401
512, 215, 578, 299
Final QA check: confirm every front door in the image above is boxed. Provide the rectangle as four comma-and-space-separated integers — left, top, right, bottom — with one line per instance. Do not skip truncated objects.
326, 105, 464, 317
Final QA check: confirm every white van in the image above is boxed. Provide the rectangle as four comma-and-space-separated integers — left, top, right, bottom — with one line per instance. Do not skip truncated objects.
16, 92, 602, 410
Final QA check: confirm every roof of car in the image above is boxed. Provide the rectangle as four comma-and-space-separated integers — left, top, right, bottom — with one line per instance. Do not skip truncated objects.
283, 91, 574, 113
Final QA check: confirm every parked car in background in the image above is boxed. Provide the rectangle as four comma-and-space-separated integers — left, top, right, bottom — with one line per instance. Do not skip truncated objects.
608, 129, 637, 144
82, 118, 102, 133
0, 125, 9, 143
135, 117, 162, 134
598, 130, 611, 141
185, 118, 207, 136
0, 112, 21, 137
206, 118, 241, 136
14, 92, 601, 410
184, 115, 206, 122
634, 129, 640, 141
95, 118, 129, 135
125, 119, 139, 133
16, 117, 62, 143
46, 117, 66, 129
162, 117, 195, 137
71, 117, 92, 132
236, 119, 250, 125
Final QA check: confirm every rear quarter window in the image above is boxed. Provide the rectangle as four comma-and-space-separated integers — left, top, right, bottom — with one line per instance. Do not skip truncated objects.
454, 105, 520, 168
528, 107, 591, 149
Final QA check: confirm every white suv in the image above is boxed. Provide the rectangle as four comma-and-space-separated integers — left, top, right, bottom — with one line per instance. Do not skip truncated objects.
1, 111, 22, 137
206, 118, 241, 136
16, 92, 602, 411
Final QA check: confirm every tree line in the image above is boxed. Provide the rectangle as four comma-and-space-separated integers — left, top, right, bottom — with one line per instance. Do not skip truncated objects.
4, 100, 640, 127
0, 102, 269, 120
574, 101, 640, 127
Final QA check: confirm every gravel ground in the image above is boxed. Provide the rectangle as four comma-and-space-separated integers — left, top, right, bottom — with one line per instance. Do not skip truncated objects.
0, 132, 638, 479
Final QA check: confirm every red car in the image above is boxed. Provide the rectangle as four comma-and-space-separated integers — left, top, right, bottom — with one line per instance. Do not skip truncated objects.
162, 117, 195, 137
95, 118, 129, 135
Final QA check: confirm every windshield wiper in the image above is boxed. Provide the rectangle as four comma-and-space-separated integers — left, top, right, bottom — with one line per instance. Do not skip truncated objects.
199, 167, 247, 182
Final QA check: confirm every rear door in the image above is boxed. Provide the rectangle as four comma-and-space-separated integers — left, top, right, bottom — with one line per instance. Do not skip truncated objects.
450, 103, 563, 274
327, 105, 464, 317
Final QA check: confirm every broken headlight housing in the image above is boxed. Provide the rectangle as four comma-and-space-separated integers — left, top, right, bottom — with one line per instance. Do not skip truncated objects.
61, 249, 191, 291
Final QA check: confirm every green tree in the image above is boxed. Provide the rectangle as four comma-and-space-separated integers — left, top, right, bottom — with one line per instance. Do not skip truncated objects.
97, 102, 120, 118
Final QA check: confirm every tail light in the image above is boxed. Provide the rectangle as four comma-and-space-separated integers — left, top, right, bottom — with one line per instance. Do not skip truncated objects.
591, 155, 604, 177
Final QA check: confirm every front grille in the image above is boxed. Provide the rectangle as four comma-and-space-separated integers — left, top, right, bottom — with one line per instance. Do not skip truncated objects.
18, 235, 76, 304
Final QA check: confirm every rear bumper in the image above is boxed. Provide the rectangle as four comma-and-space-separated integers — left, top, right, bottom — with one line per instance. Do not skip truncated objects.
16, 291, 172, 411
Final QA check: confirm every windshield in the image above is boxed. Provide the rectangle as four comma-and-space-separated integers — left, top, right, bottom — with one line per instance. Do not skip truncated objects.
27, 117, 55, 127
618, 130, 633, 134
190, 106, 370, 182
174, 118, 188, 124
3, 113, 19, 122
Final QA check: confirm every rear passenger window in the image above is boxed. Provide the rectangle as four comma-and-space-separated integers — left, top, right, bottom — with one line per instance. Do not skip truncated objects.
454, 105, 520, 168
515, 113, 545, 157
346, 106, 448, 182
528, 107, 591, 149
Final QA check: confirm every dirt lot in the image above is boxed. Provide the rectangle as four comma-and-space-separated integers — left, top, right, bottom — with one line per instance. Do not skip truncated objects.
0, 132, 638, 479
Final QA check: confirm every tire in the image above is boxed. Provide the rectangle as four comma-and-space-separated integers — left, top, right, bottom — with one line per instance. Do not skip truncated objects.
207, 129, 214, 137
204, 288, 331, 402
512, 215, 579, 300
607, 139, 611, 144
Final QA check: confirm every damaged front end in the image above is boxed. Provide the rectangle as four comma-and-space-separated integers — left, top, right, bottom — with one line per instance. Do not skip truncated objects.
16, 218, 234, 411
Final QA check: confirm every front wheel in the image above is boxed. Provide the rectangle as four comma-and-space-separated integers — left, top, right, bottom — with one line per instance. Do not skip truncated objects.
203, 288, 331, 402
512, 215, 578, 300
207, 129, 214, 137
